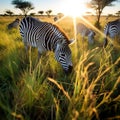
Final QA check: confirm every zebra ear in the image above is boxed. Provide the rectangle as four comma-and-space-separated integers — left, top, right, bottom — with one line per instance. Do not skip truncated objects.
68, 39, 76, 45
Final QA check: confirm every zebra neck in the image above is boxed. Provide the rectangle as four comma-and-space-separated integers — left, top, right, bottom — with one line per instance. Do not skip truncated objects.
53, 38, 68, 52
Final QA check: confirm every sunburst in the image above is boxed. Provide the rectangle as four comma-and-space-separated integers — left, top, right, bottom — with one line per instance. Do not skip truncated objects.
61, 0, 87, 18
54, 0, 105, 55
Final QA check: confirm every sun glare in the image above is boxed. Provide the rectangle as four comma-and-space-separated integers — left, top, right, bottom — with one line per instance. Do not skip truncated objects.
62, 0, 87, 17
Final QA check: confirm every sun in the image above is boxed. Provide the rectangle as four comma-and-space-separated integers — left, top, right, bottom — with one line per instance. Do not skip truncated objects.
61, 0, 87, 17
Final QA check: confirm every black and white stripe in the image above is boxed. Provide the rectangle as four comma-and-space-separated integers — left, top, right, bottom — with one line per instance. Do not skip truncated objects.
104, 19, 120, 47
8, 18, 20, 29
76, 23, 95, 44
19, 16, 74, 73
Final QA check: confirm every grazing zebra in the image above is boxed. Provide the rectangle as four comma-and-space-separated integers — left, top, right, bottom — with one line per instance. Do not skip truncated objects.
7, 18, 20, 29
19, 16, 74, 73
104, 19, 120, 47
54, 16, 58, 22
76, 23, 95, 44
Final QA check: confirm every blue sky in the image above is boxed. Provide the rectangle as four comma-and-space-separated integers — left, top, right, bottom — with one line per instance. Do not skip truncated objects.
0, 0, 63, 14
0, 0, 120, 15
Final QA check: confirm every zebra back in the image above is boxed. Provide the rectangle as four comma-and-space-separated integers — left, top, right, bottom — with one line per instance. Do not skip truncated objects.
19, 16, 71, 50
52, 23, 70, 43
76, 23, 95, 44
76, 23, 91, 36
103, 19, 120, 47
104, 19, 120, 38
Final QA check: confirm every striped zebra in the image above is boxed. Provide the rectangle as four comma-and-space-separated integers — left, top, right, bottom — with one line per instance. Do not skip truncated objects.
76, 23, 95, 44
8, 18, 20, 29
19, 16, 74, 73
104, 19, 120, 47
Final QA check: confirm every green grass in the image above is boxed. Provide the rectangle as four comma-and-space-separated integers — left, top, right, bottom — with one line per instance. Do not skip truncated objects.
0, 16, 120, 120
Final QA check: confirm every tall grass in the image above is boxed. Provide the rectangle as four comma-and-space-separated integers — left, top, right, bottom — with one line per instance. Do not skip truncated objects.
0, 16, 120, 120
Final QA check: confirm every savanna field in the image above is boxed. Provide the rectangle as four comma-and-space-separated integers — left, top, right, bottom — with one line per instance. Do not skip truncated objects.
0, 15, 120, 120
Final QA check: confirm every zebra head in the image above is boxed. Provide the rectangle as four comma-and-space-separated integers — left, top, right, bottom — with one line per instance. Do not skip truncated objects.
54, 39, 74, 74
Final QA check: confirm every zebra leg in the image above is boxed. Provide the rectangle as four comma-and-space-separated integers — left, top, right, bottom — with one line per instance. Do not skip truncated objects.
24, 43, 29, 52
38, 47, 45, 60
23, 42, 30, 60
33, 49, 42, 70
82, 37, 84, 48
103, 38, 108, 47
82, 36, 84, 41
38, 48, 44, 61
88, 36, 94, 44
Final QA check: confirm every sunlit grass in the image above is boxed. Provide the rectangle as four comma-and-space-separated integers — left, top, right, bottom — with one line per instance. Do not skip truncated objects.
0, 16, 120, 120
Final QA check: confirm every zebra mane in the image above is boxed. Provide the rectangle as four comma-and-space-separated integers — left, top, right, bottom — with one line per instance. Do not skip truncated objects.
114, 18, 120, 22
24, 16, 70, 44
52, 23, 70, 43
108, 18, 120, 24
25, 16, 40, 23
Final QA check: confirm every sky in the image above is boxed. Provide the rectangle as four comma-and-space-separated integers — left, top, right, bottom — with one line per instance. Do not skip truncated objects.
0, 0, 120, 15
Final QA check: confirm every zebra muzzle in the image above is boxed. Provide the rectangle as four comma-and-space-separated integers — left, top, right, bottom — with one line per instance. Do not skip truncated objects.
64, 65, 73, 74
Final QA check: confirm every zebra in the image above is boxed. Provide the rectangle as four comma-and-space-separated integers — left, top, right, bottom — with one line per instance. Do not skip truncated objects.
19, 16, 74, 73
54, 16, 58, 22
104, 19, 120, 47
7, 18, 20, 29
76, 23, 95, 44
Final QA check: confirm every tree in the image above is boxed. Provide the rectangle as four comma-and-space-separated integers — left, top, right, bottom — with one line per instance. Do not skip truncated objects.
106, 14, 114, 21
88, 0, 118, 28
38, 11, 44, 15
85, 11, 92, 15
116, 11, 120, 17
30, 12, 36, 16
12, 0, 34, 17
57, 13, 64, 18
46, 10, 52, 17
5, 10, 14, 16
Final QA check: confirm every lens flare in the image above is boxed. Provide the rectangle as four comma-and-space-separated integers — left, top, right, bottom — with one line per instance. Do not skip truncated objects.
55, 0, 105, 58
61, 0, 87, 17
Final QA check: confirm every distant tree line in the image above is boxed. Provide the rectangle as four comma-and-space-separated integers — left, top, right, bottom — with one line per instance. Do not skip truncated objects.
3, 9, 64, 18
1, 0, 120, 30
11, 0, 55, 17
0, 0, 59, 17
